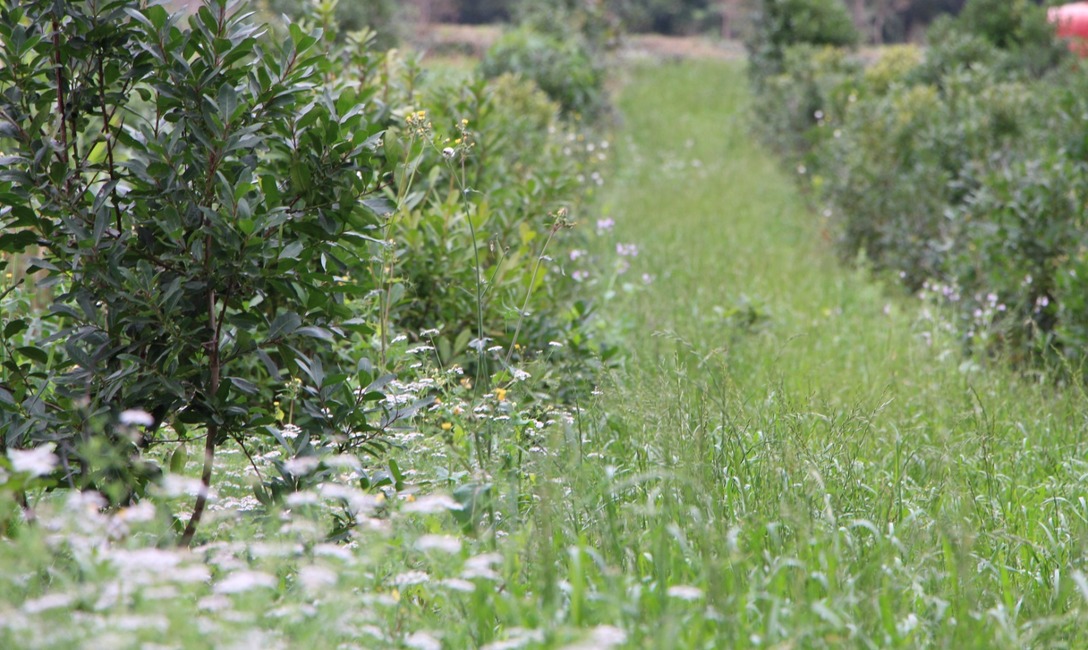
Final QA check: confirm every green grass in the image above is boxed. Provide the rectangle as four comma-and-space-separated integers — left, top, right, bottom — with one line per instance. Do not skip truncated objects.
588, 60, 1088, 648
4, 59, 1088, 649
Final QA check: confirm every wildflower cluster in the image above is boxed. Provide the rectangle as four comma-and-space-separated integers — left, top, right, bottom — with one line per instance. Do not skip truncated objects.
404, 109, 432, 137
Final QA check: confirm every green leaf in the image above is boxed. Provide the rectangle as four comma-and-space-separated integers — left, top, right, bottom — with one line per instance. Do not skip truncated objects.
16, 346, 48, 364
279, 241, 304, 260
0, 230, 40, 253
87, 140, 109, 165
296, 326, 334, 341
269, 312, 302, 340
253, 483, 272, 506
389, 458, 404, 492
168, 445, 188, 473
362, 196, 395, 217
3, 320, 28, 339
227, 376, 259, 395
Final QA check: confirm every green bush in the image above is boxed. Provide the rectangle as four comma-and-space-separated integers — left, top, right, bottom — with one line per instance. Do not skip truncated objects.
263, 0, 402, 47
375, 70, 609, 377
945, 154, 1085, 359
916, 1, 1066, 82
0, 0, 395, 538
749, 6, 1088, 370
479, 25, 606, 118
0, 0, 614, 538
958, 0, 1051, 50
612, 0, 718, 35
750, 44, 861, 157
745, 0, 859, 83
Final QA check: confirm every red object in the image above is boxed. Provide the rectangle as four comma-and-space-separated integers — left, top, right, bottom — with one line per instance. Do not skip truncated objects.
1049, 3, 1088, 57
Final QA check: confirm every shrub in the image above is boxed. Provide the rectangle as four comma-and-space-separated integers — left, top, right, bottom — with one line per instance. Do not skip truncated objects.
749, 0, 1088, 371
916, 1, 1066, 82
0, 0, 615, 541
745, 0, 859, 83
863, 44, 923, 95
945, 154, 1085, 358
479, 25, 606, 118
263, 0, 402, 48
0, 0, 399, 540
957, 0, 1050, 50
750, 44, 861, 157
612, 0, 719, 35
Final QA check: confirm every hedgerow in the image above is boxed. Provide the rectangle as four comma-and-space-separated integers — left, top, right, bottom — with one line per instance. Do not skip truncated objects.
748, 0, 1088, 371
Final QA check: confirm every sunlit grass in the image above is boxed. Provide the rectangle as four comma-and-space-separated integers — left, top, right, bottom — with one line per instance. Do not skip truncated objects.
4, 59, 1088, 650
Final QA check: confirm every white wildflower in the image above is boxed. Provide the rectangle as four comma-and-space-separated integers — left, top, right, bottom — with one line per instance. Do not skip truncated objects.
482, 628, 545, 650
318, 483, 379, 514
155, 475, 213, 499
440, 578, 475, 593
166, 564, 212, 584
561, 625, 627, 650
323, 454, 361, 470
285, 491, 321, 508
402, 494, 461, 514
23, 593, 74, 614
109, 547, 182, 572
119, 409, 155, 427
897, 612, 920, 636
214, 570, 277, 594
404, 631, 442, 650
468, 337, 492, 352
461, 553, 502, 581
313, 543, 355, 563
415, 535, 462, 554
283, 456, 321, 476
298, 565, 338, 592
8, 444, 58, 477
667, 585, 704, 601
392, 570, 431, 587
591, 625, 628, 647
197, 594, 232, 611
116, 501, 157, 523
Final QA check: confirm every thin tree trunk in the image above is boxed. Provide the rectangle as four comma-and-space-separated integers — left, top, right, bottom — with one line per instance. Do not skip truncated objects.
179, 284, 221, 547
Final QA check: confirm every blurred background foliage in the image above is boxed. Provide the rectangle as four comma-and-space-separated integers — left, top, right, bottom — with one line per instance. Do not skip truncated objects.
254, 0, 1048, 42
747, 0, 1088, 373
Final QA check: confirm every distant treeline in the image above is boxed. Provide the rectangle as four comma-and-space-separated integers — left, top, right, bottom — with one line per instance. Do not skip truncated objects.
439, 0, 1034, 42
261, 0, 1056, 42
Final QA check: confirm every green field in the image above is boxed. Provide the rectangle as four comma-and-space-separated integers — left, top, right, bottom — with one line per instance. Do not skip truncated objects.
4, 59, 1088, 649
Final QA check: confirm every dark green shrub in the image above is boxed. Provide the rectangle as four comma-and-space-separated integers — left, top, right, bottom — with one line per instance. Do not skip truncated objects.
945, 154, 1086, 359
750, 2, 1088, 370
916, 1, 1066, 82
612, 0, 718, 35
0, 0, 398, 539
958, 0, 1050, 50
820, 65, 1042, 287
751, 44, 862, 157
745, 0, 859, 83
479, 25, 605, 118
263, 0, 402, 47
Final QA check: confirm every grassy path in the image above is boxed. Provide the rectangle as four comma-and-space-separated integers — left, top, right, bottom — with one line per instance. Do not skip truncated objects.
559, 60, 1088, 648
